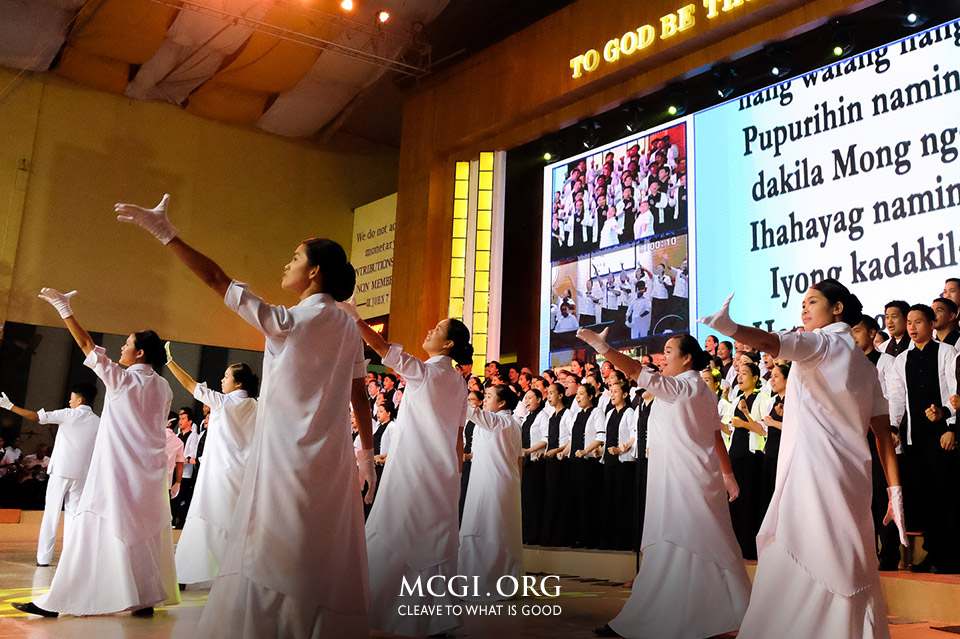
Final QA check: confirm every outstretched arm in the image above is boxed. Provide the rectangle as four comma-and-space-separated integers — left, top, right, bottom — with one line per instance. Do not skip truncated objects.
116, 195, 231, 297
337, 297, 388, 358
699, 293, 780, 356
38, 289, 95, 355
0, 394, 39, 422
165, 356, 198, 395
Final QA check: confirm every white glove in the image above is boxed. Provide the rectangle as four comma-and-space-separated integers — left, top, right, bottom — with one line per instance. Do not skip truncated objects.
883, 485, 908, 546
336, 296, 362, 322
577, 327, 611, 354
170, 482, 180, 499
164, 341, 173, 365
0, 392, 13, 410
357, 447, 377, 504
698, 292, 738, 337
722, 472, 739, 502
38, 288, 77, 319
115, 193, 178, 245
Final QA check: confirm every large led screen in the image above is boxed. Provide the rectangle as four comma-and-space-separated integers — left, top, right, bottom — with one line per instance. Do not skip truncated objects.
541, 19, 960, 368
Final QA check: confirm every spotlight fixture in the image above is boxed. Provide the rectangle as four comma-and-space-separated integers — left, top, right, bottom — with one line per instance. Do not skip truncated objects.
897, 0, 927, 27
765, 44, 791, 79
340, 0, 353, 11
829, 17, 855, 58
541, 137, 562, 163
622, 103, 645, 134
579, 120, 601, 150
665, 85, 688, 118
712, 64, 737, 99
378, 10, 390, 23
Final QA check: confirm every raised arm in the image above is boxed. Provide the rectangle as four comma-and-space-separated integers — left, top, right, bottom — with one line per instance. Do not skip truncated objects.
115, 194, 230, 297
577, 328, 643, 379
164, 343, 198, 394
0, 394, 39, 422
38, 289, 95, 356
337, 297, 388, 358
699, 294, 781, 356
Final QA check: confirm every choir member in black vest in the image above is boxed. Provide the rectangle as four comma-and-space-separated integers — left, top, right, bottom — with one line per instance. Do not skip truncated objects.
760, 364, 788, 510
459, 390, 482, 523
593, 378, 636, 550
632, 379, 655, 550
883, 300, 911, 357
933, 297, 960, 346
853, 314, 901, 570
364, 402, 395, 519
541, 383, 572, 546
560, 384, 604, 548
520, 389, 548, 544
726, 362, 765, 559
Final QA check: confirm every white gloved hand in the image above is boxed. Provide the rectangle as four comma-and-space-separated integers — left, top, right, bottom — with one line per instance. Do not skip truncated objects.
698, 293, 738, 337
577, 327, 611, 354
115, 193, 178, 244
170, 482, 180, 499
722, 472, 740, 502
0, 392, 13, 410
883, 485, 908, 546
357, 447, 377, 504
164, 341, 173, 365
336, 296, 362, 322
38, 288, 77, 319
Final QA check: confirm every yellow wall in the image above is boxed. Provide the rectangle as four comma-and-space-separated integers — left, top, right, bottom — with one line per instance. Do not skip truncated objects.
0, 68, 398, 350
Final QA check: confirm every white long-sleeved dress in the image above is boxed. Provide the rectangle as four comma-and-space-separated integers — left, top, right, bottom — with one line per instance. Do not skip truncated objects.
175, 385, 257, 584
738, 322, 892, 639
36, 348, 178, 614
609, 368, 751, 639
197, 281, 369, 639
458, 407, 522, 602
365, 344, 467, 637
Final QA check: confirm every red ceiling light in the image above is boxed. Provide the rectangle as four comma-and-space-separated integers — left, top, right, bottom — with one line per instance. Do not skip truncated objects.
377, 10, 390, 23
340, 0, 354, 11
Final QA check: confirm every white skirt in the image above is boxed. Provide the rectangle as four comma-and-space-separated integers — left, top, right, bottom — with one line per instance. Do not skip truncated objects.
35, 511, 179, 615
367, 530, 461, 636
197, 571, 369, 639
737, 541, 890, 639
609, 540, 751, 639
175, 514, 228, 584
457, 535, 523, 602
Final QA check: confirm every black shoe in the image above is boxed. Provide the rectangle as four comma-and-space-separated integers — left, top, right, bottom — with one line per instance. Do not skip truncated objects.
910, 558, 932, 573
12, 601, 59, 617
593, 623, 622, 637
179, 583, 186, 591
931, 563, 959, 575
132, 607, 154, 617
878, 560, 899, 571
35, 562, 49, 567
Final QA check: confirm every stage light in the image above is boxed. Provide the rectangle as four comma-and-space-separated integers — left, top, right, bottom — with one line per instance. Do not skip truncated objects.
378, 10, 390, 23
622, 103, 645, 134
897, 1, 927, 28
340, 0, 353, 11
665, 85, 688, 117
712, 64, 736, 99
765, 44, 791, 79
829, 17, 855, 58
579, 121, 601, 150
541, 138, 561, 163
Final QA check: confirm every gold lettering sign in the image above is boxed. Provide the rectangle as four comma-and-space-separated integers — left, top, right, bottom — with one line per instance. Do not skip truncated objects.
569, 0, 754, 79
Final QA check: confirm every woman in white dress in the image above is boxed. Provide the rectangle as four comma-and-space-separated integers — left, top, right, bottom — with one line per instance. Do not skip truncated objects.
338, 300, 474, 638
165, 353, 258, 585
16, 290, 177, 617
115, 195, 376, 638
578, 328, 750, 639
459, 385, 523, 602
699, 279, 906, 639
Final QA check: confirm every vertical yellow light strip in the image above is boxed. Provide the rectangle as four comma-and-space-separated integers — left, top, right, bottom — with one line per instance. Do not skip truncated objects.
472, 152, 494, 372
449, 161, 470, 321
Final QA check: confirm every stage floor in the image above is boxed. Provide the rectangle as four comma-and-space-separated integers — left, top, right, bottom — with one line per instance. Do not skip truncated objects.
0, 541, 956, 638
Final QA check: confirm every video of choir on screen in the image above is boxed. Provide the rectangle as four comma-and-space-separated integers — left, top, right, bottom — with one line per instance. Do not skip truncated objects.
349, 276, 960, 572
550, 125, 687, 261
